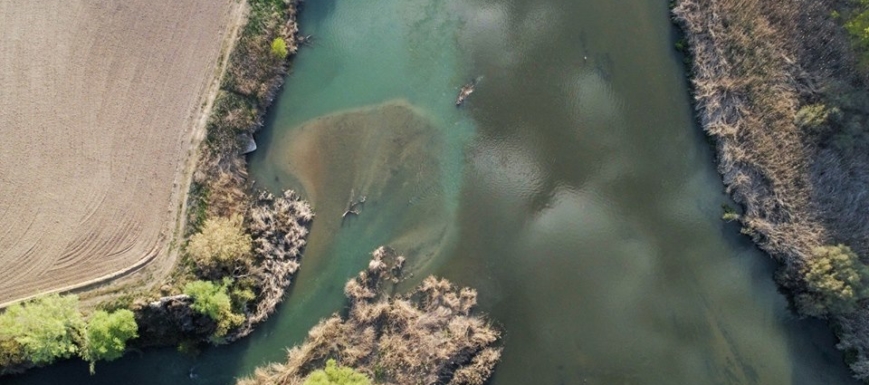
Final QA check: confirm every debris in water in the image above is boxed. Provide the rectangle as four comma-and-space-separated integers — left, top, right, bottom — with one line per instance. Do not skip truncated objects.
456, 78, 480, 107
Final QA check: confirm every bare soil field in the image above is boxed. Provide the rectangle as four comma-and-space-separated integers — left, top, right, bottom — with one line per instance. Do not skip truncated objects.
0, 0, 236, 306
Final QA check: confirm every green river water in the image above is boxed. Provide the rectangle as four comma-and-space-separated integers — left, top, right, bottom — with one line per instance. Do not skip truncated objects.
6, 0, 863, 384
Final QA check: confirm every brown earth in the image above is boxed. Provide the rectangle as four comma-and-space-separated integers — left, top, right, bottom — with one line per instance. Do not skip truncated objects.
0, 0, 239, 306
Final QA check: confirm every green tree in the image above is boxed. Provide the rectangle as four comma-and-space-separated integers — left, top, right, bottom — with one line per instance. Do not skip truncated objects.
83, 309, 138, 373
270, 37, 289, 59
187, 214, 251, 270
183, 280, 244, 338
845, 0, 869, 66
799, 244, 869, 316
0, 294, 84, 365
303, 359, 372, 385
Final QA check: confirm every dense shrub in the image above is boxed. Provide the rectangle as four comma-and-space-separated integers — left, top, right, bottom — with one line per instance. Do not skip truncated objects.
0, 337, 26, 370
270, 37, 288, 59
846, 0, 869, 63
798, 245, 869, 317
794, 104, 839, 135
303, 359, 372, 385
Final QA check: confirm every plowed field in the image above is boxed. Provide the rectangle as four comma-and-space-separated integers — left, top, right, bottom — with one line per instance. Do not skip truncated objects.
0, 0, 235, 305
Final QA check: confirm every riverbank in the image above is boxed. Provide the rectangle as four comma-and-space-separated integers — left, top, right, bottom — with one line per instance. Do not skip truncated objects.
674, 0, 869, 379
123, 0, 313, 346
1, 0, 312, 376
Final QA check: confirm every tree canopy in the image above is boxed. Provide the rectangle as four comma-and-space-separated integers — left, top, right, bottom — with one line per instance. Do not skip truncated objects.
0, 294, 84, 365
800, 244, 869, 316
184, 280, 244, 338
187, 214, 251, 270
83, 309, 138, 372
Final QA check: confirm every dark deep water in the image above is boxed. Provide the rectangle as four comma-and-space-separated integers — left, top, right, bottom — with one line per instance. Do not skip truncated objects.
6, 0, 861, 384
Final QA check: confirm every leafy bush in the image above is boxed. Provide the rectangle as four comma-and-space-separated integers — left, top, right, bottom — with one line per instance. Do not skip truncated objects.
845, 0, 869, 66
794, 104, 839, 135
187, 214, 251, 271
83, 309, 138, 372
0, 294, 84, 365
303, 359, 372, 385
183, 280, 244, 338
271, 37, 288, 59
847, 1, 869, 44
798, 244, 869, 317
721, 204, 740, 222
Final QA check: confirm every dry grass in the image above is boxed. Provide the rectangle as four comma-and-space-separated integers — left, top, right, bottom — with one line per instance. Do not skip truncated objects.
0, 0, 236, 306
674, 0, 869, 378
190, 0, 300, 225
229, 190, 313, 340
238, 247, 502, 385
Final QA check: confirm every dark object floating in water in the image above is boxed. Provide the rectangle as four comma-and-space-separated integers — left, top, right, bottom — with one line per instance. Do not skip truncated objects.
297, 33, 313, 46
456, 78, 479, 107
342, 189, 367, 219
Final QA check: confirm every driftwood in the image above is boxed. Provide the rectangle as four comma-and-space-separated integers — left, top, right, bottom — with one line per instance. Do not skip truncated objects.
296, 34, 313, 47
342, 189, 367, 219
456, 76, 484, 107
455, 81, 475, 107
147, 294, 191, 308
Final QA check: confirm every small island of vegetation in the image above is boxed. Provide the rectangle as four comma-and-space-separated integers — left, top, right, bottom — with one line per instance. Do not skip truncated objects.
238, 247, 502, 385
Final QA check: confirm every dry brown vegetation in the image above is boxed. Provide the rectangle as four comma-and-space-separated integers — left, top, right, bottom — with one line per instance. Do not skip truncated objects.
230, 190, 313, 340
191, 0, 301, 224
674, 0, 869, 378
238, 247, 502, 385
0, 0, 237, 306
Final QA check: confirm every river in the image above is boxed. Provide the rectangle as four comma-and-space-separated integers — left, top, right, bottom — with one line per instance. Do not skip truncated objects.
6, 0, 861, 384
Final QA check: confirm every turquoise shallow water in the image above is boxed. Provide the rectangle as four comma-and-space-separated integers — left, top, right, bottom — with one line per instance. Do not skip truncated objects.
5, 0, 862, 384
